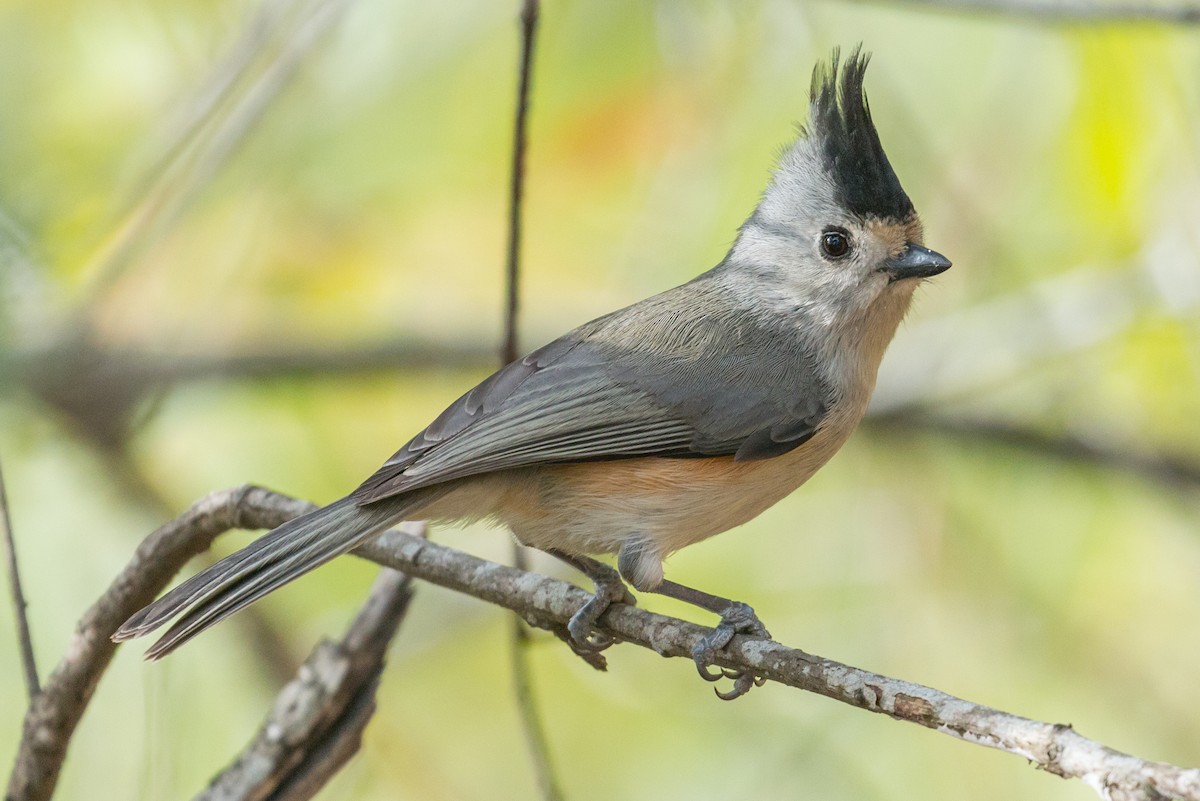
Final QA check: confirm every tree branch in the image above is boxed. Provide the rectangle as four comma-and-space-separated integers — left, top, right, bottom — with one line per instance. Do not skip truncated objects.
10, 485, 1198, 801
196, 557, 418, 801
349, 528, 1200, 801
502, 0, 537, 368
6, 486, 315, 801
866, 409, 1200, 491
0, 456, 39, 701
499, 2, 564, 798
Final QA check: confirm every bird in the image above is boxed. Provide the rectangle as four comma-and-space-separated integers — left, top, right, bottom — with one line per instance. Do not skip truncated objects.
114, 46, 950, 700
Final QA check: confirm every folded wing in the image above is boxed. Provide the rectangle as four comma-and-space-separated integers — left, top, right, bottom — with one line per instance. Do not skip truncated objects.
352, 279, 833, 505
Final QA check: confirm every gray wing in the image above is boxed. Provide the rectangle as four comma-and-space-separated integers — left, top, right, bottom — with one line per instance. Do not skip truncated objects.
351, 277, 833, 504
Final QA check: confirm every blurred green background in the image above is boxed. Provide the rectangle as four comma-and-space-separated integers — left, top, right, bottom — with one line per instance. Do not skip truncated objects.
3, 1, 1200, 799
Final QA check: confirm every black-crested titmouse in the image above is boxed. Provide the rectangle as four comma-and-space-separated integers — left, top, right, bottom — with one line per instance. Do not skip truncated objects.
115, 48, 951, 699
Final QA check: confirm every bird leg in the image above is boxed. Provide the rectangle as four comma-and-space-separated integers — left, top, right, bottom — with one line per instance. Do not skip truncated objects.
544, 549, 636, 651
645, 579, 770, 700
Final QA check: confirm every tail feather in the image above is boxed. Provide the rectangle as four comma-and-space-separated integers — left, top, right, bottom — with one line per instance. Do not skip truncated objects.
113, 496, 412, 659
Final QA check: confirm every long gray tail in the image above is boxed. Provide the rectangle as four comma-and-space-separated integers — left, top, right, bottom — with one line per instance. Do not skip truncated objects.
113, 496, 411, 660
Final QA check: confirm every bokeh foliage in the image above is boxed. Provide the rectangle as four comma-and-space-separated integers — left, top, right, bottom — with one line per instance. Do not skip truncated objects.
2, 1, 1200, 800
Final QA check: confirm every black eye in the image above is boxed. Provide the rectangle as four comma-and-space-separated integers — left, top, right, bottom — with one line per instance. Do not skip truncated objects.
820, 227, 851, 260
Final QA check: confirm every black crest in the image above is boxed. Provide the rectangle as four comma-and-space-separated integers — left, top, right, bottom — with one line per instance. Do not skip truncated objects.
808, 47, 915, 222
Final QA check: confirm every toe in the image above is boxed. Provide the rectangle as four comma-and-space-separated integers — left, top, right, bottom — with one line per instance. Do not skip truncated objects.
688, 602, 772, 700
720, 602, 770, 639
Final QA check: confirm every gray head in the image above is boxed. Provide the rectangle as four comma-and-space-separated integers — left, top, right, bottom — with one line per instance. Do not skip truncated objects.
727, 47, 949, 348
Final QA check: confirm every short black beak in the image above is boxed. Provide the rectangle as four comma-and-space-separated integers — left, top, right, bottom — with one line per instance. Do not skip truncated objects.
885, 243, 952, 281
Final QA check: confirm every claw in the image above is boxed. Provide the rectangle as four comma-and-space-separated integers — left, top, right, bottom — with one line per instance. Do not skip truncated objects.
715, 672, 758, 701
546, 623, 609, 671
691, 601, 771, 700
716, 673, 767, 700
582, 629, 614, 651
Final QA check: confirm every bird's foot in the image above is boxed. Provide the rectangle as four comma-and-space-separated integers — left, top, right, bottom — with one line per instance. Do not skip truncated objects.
567, 571, 636, 652
692, 602, 770, 700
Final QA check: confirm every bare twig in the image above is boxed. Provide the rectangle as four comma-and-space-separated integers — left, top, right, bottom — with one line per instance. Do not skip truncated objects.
858, 0, 1200, 24
8, 484, 415, 801
867, 409, 1200, 491
0, 457, 39, 700
351, 526, 1200, 801
15, 332, 1200, 501
196, 551, 419, 801
6, 486, 315, 801
2, 337, 493, 395
500, 4, 564, 799
502, 0, 538, 367
10, 485, 1198, 801
508, 622, 567, 801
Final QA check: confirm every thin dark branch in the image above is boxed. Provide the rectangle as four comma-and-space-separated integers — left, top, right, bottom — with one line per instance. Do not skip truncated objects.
866, 409, 1200, 491
509, 614, 567, 801
2, 336, 493, 453
20, 334, 1200, 499
3, 337, 493, 391
502, 0, 538, 366
857, 0, 1200, 24
16, 334, 1200, 503
196, 557, 418, 801
13, 334, 1200, 505
501, 3, 564, 800
6, 486, 315, 801
0, 456, 39, 700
